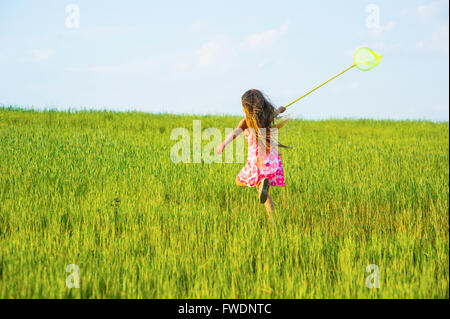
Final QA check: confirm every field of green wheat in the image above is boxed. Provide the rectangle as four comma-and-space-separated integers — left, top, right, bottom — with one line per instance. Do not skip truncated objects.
0, 107, 448, 298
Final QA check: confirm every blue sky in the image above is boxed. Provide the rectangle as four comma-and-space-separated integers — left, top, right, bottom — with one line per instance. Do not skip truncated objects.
0, 0, 448, 121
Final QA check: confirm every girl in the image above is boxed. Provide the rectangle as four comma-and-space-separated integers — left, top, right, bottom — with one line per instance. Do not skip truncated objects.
216, 89, 288, 219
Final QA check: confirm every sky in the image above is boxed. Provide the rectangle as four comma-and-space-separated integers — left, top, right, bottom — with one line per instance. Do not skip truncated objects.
0, 0, 448, 121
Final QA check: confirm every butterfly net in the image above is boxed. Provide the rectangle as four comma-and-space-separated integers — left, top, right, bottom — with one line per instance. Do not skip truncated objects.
354, 47, 382, 71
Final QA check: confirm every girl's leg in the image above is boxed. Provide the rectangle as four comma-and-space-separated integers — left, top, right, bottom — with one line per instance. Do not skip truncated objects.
264, 192, 274, 214
257, 179, 276, 225
257, 178, 269, 203
264, 190, 275, 226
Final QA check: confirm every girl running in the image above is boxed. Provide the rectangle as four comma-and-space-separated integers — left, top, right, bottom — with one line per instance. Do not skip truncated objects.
216, 89, 289, 221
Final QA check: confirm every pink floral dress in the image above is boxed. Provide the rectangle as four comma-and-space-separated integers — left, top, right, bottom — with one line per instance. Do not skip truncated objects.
236, 129, 285, 187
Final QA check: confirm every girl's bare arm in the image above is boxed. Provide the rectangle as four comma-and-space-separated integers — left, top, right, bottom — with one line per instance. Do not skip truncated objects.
215, 119, 247, 154
271, 106, 286, 121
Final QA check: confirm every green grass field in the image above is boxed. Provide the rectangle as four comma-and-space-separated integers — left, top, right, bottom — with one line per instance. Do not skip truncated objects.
0, 107, 448, 298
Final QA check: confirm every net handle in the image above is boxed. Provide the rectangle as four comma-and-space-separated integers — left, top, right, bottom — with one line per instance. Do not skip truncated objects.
284, 64, 356, 108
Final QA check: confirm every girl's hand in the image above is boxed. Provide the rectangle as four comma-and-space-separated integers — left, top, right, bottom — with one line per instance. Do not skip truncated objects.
215, 142, 225, 154
278, 106, 286, 114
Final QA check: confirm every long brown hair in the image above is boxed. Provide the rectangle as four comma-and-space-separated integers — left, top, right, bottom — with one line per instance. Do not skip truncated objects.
241, 89, 289, 153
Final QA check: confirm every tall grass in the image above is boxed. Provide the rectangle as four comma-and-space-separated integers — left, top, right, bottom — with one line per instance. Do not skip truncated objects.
0, 108, 448, 298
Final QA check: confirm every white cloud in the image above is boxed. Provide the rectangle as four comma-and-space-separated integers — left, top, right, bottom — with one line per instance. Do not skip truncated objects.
372, 41, 401, 53
417, 2, 443, 21
400, 1, 448, 21
414, 24, 449, 54
174, 61, 189, 71
414, 41, 425, 49
170, 36, 231, 71
431, 24, 449, 53
173, 19, 290, 70
345, 42, 396, 57
195, 37, 228, 67
241, 20, 290, 49
187, 20, 209, 33
77, 25, 138, 39
435, 103, 449, 113
65, 57, 160, 74
31, 48, 53, 61
369, 20, 396, 38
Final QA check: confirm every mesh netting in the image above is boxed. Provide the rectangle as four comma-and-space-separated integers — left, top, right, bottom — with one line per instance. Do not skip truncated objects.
354, 47, 382, 71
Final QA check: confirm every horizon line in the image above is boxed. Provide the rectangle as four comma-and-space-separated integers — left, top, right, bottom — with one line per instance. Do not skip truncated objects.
1, 104, 448, 123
